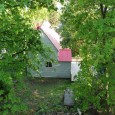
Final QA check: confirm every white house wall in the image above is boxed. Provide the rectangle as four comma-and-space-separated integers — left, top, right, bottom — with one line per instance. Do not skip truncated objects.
28, 31, 71, 78
71, 61, 81, 81
40, 62, 71, 78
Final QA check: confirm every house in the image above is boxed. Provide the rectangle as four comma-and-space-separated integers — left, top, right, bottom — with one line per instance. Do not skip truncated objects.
28, 21, 80, 80
38, 21, 72, 78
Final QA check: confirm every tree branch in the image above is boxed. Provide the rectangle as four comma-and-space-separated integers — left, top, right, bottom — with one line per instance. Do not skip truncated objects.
103, 6, 107, 19
100, 4, 107, 19
12, 49, 27, 57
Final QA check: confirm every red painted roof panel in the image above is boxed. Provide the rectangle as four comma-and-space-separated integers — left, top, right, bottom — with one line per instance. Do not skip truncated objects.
58, 49, 72, 62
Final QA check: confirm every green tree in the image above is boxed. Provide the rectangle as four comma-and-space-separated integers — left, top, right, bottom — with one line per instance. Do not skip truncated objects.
60, 0, 115, 114
49, 10, 60, 28
0, 0, 56, 114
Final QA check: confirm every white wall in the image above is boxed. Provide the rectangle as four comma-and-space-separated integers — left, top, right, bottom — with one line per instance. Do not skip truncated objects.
71, 61, 81, 81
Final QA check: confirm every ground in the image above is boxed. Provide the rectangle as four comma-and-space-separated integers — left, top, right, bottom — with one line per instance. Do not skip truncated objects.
17, 77, 75, 115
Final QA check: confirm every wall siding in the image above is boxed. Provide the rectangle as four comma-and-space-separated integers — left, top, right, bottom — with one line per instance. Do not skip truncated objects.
40, 62, 71, 78
28, 32, 71, 78
40, 32, 71, 78
40, 32, 58, 55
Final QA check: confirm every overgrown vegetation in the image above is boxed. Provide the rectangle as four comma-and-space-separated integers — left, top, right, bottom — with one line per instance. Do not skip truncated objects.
0, 0, 60, 114
0, 0, 115, 114
17, 78, 72, 115
60, 0, 115, 114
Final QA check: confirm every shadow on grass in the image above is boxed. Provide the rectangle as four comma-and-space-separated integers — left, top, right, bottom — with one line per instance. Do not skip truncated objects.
17, 77, 71, 115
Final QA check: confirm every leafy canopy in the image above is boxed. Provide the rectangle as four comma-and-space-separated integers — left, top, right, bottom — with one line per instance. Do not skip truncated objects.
60, 0, 115, 114
0, 0, 59, 114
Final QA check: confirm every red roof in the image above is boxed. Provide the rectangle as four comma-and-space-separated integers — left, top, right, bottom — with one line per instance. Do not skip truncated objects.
58, 49, 72, 62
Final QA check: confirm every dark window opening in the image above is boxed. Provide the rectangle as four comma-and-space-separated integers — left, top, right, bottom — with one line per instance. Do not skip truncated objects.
46, 62, 52, 67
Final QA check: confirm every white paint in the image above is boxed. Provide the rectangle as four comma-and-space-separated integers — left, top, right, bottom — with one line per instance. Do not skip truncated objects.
71, 61, 81, 81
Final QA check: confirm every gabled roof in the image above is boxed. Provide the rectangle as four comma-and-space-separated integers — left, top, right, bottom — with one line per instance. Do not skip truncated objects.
37, 21, 61, 51
58, 49, 72, 62
37, 21, 72, 62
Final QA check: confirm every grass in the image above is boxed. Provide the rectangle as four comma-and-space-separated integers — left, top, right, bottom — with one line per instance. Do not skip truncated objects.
17, 77, 71, 115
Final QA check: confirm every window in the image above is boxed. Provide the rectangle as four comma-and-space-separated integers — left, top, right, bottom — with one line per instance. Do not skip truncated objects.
46, 62, 52, 67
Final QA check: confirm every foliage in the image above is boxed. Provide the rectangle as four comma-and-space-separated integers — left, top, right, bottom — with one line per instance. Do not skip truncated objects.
0, 0, 58, 114
25, 7, 50, 28
60, 0, 115, 114
49, 10, 60, 28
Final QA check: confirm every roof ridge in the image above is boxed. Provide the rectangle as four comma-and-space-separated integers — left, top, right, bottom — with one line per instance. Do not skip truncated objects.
40, 25, 61, 50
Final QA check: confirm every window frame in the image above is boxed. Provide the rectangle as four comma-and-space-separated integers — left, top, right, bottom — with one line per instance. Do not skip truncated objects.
46, 62, 52, 67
